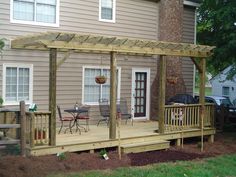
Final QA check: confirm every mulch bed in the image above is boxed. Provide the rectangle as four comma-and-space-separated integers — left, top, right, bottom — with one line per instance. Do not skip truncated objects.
0, 132, 236, 177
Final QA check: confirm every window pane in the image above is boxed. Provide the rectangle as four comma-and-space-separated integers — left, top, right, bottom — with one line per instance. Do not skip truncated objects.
5, 67, 17, 101
102, 85, 110, 100
101, 0, 113, 20
37, 0, 56, 5
101, 7, 112, 20
84, 68, 101, 103
18, 68, 30, 101
222, 87, 230, 96
13, 1, 34, 21
101, 0, 112, 8
36, 4, 56, 23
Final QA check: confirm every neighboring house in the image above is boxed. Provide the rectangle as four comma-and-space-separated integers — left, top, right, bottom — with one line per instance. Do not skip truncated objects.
0, 0, 199, 123
210, 66, 236, 103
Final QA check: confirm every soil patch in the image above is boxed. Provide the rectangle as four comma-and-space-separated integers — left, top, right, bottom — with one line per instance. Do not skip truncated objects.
0, 132, 236, 177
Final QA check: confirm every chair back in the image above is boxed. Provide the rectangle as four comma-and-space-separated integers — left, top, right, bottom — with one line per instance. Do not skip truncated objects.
98, 99, 110, 117
119, 98, 129, 114
57, 105, 63, 121
79, 105, 90, 118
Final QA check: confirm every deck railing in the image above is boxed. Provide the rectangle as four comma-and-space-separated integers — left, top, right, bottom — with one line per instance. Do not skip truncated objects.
26, 111, 51, 147
164, 103, 214, 132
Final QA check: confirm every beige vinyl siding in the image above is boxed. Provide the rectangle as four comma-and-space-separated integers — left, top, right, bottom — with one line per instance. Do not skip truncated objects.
182, 6, 196, 95
0, 0, 158, 40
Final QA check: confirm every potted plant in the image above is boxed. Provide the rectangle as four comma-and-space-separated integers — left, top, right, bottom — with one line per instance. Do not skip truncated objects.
99, 149, 109, 160
95, 75, 107, 84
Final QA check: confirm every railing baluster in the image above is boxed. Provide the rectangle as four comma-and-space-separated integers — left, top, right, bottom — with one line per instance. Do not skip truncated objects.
164, 104, 214, 132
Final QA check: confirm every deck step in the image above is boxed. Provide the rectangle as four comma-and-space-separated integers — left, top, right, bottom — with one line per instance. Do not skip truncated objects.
121, 140, 170, 153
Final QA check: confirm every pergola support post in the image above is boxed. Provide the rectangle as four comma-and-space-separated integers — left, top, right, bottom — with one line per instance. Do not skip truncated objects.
158, 55, 166, 134
109, 51, 117, 139
199, 58, 206, 151
49, 48, 57, 146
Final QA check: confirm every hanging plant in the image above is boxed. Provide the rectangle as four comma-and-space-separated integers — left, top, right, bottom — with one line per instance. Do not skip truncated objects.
95, 56, 107, 84
167, 76, 178, 84
95, 75, 107, 84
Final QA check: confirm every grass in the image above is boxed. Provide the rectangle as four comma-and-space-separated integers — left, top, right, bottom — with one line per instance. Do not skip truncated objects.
194, 87, 212, 96
48, 154, 236, 177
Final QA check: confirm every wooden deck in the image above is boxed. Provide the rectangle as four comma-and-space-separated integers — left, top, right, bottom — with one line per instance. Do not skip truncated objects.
28, 121, 215, 156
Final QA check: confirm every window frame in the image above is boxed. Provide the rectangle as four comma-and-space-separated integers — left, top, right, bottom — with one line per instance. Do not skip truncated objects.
2, 63, 33, 106
82, 66, 121, 105
99, 0, 116, 23
10, 0, 60, 27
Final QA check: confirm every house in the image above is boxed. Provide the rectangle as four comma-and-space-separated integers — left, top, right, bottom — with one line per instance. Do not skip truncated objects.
0, 0, 215, 155
0, 0, 199, 122
210, 66, 236, 103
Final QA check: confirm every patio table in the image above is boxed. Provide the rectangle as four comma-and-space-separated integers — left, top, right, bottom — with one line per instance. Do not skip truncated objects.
64, 108, 89, 133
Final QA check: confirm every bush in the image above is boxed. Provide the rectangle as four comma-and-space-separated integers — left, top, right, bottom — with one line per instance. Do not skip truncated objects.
223, 124, 236, 132
4, 144, 21, 155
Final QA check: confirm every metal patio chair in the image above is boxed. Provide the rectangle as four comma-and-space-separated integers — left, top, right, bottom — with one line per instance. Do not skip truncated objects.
77, 105, 90, 132
97, 99, 110, 126
118, 98, 133, 125
57, 105, 74, 134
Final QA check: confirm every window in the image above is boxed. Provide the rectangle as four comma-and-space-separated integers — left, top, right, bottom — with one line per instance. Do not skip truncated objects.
11, 0, 59, 26
99, 0, 116, 22
3, 64, 33, 105
83, 67, 120, 104
222, 86, 230, 97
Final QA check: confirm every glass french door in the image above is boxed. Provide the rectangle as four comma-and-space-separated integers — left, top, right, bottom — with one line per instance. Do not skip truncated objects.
134, 72, 147, 117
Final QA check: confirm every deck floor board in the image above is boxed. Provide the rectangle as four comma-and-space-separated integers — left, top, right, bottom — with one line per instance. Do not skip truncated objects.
56, 121, 158, 146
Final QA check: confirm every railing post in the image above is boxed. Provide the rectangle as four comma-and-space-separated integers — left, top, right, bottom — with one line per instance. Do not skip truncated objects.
48, 113, 53, 145
158, 55, 166, 133
199, 58, 206, 152
49, 48, 57, 146
20, 101, 26, 157
109, 51, 117, 139
29, 112, 35, 148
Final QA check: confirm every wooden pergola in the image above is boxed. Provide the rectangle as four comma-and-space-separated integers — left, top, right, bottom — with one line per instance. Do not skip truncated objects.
11, 32, 215, 146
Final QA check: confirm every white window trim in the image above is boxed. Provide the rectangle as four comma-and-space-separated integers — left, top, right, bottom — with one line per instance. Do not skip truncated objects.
99, 0, 116, 23
82, 65, 121, 105
2, 63, 33, 106
10, 0, 60, 27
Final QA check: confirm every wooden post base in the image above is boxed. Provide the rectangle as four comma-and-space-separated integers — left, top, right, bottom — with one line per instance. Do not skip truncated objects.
175, 138, 181, 146
89, 149, 95, 154
208, 135, 214, 143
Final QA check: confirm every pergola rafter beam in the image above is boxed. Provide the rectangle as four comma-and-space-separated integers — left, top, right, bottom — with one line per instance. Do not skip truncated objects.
11, 32, 215, 58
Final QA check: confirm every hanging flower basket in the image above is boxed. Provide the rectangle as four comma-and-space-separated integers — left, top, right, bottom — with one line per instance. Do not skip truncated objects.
95, 76, 107, 84
167, 76, 178, 84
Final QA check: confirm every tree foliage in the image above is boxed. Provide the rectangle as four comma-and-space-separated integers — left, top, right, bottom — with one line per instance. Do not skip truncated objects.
197, 0, 236, 78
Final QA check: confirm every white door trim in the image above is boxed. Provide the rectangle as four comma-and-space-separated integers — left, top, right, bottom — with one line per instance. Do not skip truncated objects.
131, 68, 150, 120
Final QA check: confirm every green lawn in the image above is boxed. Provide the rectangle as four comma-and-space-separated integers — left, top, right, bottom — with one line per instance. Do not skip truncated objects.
48, 154, 236, 177
194, 87, 212, 96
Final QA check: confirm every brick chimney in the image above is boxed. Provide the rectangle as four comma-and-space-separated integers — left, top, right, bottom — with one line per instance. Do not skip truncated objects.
151, 0, 186, 119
